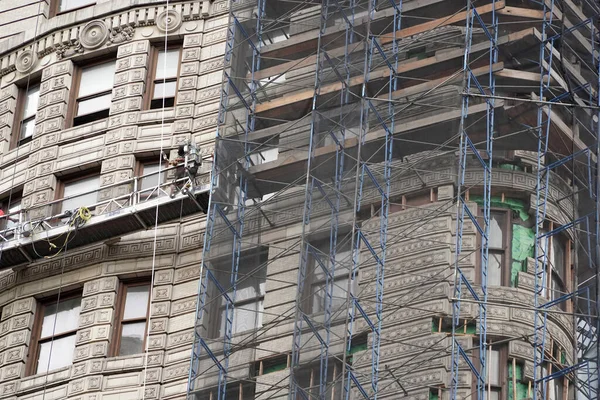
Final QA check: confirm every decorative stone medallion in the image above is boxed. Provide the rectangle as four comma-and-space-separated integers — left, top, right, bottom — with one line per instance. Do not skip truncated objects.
79, 20, 109, 49
15, 49, 36, 73
156, 10, 182, 32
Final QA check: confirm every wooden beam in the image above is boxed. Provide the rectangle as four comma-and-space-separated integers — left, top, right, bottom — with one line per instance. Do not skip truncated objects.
256, 2, 505, 81
497, 6, 548, 20
260, 0, 447, 60
496, 69, 542, 83
381, 62, 504, 101
255, 28, 535, 115
253, 42, 364, 81
380, 1, 505, 44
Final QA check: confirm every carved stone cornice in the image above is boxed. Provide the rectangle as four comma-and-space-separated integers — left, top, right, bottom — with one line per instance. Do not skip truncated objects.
0, 0, 212, 78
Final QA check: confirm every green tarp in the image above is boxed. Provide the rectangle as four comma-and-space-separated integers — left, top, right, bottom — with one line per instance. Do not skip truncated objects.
511, 225, 535, 287
470, 196, 529, 221
508, 362, 529, 400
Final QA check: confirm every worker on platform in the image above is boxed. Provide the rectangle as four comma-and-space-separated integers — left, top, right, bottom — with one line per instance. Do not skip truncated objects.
169, 145, 187, 198
169, 141, 202, 198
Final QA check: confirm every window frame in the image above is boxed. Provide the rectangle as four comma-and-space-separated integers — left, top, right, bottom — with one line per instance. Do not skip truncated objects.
67, 59, 115, 128
145, 45, 182, 110
0, 193, 22, 233
11, 82, 40, 150
135, 158, 167, 200
209, 249, 267, 339
49, 0, 96, 18
472, 343, 508, 400
296, 358, 343, 400
303, 236, 355, 316
110, 279, 151, 357
545, 224, 570, 310
27, 290, 82, 376
197, 381, 255, 400
476, 208, 512, 287
54, 170, 101, 215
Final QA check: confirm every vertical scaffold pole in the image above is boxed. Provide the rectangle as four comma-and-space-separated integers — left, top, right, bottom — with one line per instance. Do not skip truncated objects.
289, 0, 356, 397
450, 2, 497, 400
187, 0, 264, 398
533, 2, 555, 399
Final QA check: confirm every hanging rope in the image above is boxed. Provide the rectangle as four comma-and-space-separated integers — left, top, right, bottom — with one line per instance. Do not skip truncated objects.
141, 0, 171, 397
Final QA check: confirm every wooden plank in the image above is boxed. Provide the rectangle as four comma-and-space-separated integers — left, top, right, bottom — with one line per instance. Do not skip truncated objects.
255, 28, 533, 114
380, 62, 504, 101
497, 6, 548, 20
250, 100, 496, 178
257, 2, 504, 80
380, 1, 505, 44
254, 41, 364, 81
260, 0, 446, 60
496, 69, 541, 83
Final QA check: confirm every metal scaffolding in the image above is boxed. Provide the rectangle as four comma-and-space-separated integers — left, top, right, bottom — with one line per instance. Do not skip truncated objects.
185, 0, 600, 399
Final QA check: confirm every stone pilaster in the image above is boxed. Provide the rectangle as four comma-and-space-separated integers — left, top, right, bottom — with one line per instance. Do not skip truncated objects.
0, 84, 18, 157
73, 277, 118, 366
110, 41, 150, 118
192, 22, 224, 143
0, 297, 35, 391
36, 60, 73, 144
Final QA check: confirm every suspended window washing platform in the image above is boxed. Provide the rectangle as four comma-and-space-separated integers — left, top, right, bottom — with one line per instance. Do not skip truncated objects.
0, 167, 210, 270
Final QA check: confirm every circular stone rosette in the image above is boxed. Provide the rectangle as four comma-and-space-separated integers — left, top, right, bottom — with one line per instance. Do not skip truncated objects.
15, 49, 36, 73
79, 20, 109, 50
156, 10, 182, 32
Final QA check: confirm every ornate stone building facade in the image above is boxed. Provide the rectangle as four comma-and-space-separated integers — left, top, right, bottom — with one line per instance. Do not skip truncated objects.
0, 1, 223, 398
0, 0, 596, 399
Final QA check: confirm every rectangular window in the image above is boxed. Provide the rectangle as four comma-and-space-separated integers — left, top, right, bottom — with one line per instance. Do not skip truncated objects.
5, 198, 21, 232
51, 0, 95, 16
488, 212, 506, 286
58, 174, 100, 213
136, 161, 166, 200
29, 293, 81, 375
0, 195, 21, 233
549, 234, 568, 308
148, 48, 181, 109
113, 282, 150, 356
306, 238, 356, 315
296, 359, 343, 399
11, 84, 39, 149
477, 344, 506, 400
197, 382, 255, 400
217, 263, 266, 337
212, 249, 267, 338
72, 61, 115, 126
